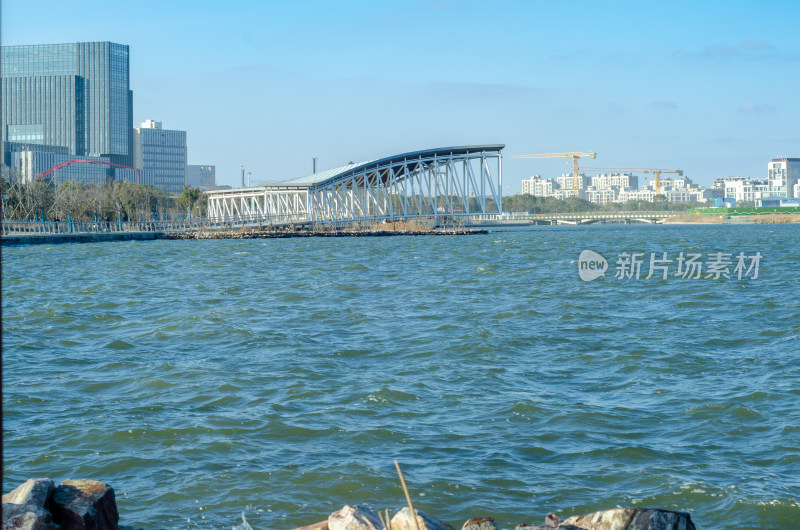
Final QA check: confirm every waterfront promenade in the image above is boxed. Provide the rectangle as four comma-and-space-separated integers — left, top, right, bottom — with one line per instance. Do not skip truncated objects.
0, 217, 479, 245
1, 217, 290, 245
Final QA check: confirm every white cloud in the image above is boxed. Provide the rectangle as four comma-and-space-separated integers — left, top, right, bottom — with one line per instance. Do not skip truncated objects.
738, 102, 774, 113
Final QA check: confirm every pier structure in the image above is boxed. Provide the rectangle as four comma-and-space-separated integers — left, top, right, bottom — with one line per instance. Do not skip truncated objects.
206, 145, 504, 225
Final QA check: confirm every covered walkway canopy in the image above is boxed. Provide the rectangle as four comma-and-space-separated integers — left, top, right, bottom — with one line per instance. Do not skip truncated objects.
206, 145, 504, 224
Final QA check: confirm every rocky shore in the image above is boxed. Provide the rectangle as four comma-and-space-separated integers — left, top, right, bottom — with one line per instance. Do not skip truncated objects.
3, 478, 696, 530
160, 227, 488, 240
289, 504, 696, 530
2, 478, 139, 530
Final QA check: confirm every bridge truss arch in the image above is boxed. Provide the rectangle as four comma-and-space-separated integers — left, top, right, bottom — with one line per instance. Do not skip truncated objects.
206, 145, 503, 225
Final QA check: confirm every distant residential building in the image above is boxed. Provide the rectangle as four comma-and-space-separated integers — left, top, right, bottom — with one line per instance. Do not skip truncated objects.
712, 176, 769, 204
187, 165, 216, 190
133, 120, 187, 194
521, 175, 555, 197
1, 41, 136, 184
553, 188, 582, 200
591, 173, 638, 190
556, 173, 591, 193
660, 175, 695, 190
767, 157, 800, 198
618, 189, 657, 202
585, 186, 618, 205
663, 188, 701, 203
699, 187, 724, 203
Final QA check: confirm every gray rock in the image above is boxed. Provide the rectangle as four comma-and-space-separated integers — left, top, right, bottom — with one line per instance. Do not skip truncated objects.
462, 517, 497, 530
561, 508, 695, 530
544, 514, 561, 527
514, 523, 586, 530
328, 505, 383, 530
1, 501, 59, 530
49, 480, 118, 530
391, 507, 455, 530
289, 522, 329, 530
628, 509, 695, 530
2, 479, 55, 509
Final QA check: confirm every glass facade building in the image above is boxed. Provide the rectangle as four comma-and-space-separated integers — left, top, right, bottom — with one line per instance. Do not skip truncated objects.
1, 41, 134, 184
187, 165, 216, 190
134, 121, 187, 194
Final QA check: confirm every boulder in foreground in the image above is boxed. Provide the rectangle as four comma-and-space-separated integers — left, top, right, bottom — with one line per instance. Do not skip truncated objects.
391, 507, 456, 530
561, 508, 696, 530
462, 517, 498, 530
49, 479, 119, 530
328, 505, 383, 530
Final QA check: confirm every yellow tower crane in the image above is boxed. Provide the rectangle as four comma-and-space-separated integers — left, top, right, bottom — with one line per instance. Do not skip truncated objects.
511, 152, 596, 198
582, 168, 683, 195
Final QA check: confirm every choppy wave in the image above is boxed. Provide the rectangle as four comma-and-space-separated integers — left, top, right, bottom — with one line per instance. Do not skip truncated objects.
2, 225, 799, 529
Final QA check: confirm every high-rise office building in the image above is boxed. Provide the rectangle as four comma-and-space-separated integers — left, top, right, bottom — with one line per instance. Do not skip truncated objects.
1, 41, 135, 184
187, 165, 216, 190
133, 120, 187, 193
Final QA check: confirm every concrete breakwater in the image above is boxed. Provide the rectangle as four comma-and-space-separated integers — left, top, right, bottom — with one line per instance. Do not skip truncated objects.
2, 478, 696, 530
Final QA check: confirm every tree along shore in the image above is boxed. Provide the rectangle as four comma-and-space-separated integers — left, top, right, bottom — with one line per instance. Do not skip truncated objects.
1, 178, 206, 222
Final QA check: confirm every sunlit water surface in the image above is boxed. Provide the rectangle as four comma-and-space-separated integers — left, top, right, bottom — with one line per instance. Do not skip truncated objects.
3, 224, 799, 529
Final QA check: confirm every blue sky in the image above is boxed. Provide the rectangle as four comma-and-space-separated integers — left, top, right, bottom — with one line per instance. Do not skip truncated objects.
3, 0, 799, 190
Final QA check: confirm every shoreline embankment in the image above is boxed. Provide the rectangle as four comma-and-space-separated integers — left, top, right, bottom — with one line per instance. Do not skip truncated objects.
1, 227, 488, 246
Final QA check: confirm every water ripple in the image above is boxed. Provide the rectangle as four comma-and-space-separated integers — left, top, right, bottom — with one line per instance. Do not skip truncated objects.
2, 225, 799, 529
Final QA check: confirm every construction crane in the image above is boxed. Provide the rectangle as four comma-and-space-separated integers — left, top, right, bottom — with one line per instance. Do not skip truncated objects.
511, 152, 596, 197
582, 168, 683, 195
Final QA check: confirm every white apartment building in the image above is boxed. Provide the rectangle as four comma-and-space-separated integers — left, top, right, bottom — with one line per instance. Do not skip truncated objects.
585, 186, 618, 205
618, 189, 657, 202
556, 173, 591, 193
591, 173, 638, 190
554, 188, 582, 199
767, 157, 800, 197
521, 175, 555, 197
712, 177, 769, 203
663, 188, 705, 203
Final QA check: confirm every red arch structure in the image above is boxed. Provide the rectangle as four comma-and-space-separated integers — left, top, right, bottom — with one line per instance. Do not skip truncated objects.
36, 159, 140, 188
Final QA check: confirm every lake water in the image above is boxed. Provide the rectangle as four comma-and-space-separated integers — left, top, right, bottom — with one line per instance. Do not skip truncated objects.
2, 224, 799, 529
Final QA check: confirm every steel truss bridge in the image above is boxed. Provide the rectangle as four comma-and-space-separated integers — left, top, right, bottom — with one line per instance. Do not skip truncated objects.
206, 145, 504, 225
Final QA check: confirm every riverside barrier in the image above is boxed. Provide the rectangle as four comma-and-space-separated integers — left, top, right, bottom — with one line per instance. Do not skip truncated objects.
0, 217, 304, 245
